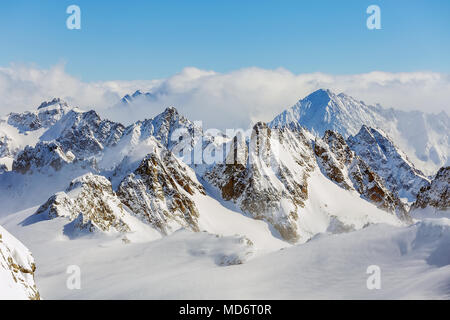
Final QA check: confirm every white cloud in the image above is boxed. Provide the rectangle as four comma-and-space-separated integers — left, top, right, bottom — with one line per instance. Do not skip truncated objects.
0, 63, 449, 130
0, 63, 157, 114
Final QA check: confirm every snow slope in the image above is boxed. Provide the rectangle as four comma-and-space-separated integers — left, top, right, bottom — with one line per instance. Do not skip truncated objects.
1, 207, 448, 299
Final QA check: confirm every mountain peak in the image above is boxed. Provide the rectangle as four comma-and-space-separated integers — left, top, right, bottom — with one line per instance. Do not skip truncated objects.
154, 106, 181, 124
302, 88, 334, 104
37, 98, 68, 110
355, 124, 375, 139
163, 106, 179, 115
120, 90, 157, 104
132, 90, 143, 97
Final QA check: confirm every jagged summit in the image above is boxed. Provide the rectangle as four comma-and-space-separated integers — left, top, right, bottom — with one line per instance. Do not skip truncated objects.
37, 98, 69, 110
411, 166, 449, 212
158, 106, 180, 118
121, 90, 157, 104
6, 98, 73, 133
348, 125, 430, 201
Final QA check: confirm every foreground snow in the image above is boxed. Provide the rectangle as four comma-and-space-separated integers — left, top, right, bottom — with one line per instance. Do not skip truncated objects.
0, 224, 40, 300
1, 207, 448, 299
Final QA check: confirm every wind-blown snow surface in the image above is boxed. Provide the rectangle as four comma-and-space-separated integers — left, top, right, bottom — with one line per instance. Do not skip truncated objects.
1, 207, 449, 299
269, 89, 450, 175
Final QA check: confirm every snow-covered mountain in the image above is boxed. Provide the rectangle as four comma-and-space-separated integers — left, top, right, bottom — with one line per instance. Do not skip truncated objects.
0, 224, 40, 300
411, 166, 449, 212
116, 150, 206, 235
348, 125, 430, 202
314, 130, 409, 221
33, 173, 133, 238
269, 89, 450, 175
120, 90, 157, 104
202, 122, 404, 243
0, 98, 71, 170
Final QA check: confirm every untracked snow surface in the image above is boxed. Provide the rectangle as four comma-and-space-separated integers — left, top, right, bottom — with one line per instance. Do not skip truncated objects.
1, 205, 448, 299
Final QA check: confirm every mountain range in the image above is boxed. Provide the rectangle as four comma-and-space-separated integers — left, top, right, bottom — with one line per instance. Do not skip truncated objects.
0, 89, 448, 299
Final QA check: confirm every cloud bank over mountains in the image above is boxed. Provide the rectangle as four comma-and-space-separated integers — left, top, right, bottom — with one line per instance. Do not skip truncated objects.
0, 63, 449, 129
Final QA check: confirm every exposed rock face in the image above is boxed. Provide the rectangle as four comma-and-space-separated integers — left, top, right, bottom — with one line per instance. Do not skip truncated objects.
314, 130, 354, 190
146, 106, 202, 150
117, 149, 206, 235
93, 106, 203, 171
7, 98, 70, 132
119, 106, 202, 153
314, 130, 409, 221
411, 167, 449, 211
35, 173, 130, 235
40, 109, 125, 159
204, 123, 315, 243
0, 98, 71, 160
0, 225, 40, 300
348, 125, 430, 201
12, 141, 76, 174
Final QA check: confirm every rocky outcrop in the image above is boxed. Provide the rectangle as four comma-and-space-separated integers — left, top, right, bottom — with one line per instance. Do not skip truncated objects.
118, 106, 202, 153
314, 130, 410, 221
0, 99, 71, 161
117, 149, 206, 235
348, 125, 430, 201
411, 166, 449, 211
7, 98, 70, 132
40, 109, 125, 159
204, 123, 315, 243
35, 173, 131, 236
0, 225, 40, 300
12, 141, 76, 174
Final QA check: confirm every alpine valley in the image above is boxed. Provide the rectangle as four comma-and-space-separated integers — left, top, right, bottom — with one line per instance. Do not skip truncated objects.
0, 90, 448, 299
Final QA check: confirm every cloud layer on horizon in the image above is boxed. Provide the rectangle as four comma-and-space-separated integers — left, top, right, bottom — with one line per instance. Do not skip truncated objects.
0, 63, 449, 129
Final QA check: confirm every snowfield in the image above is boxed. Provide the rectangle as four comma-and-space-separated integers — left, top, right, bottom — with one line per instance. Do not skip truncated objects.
1, 205, 449, 299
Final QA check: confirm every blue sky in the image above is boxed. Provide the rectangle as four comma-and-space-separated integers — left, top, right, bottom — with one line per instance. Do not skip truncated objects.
0, 0, 449, 81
